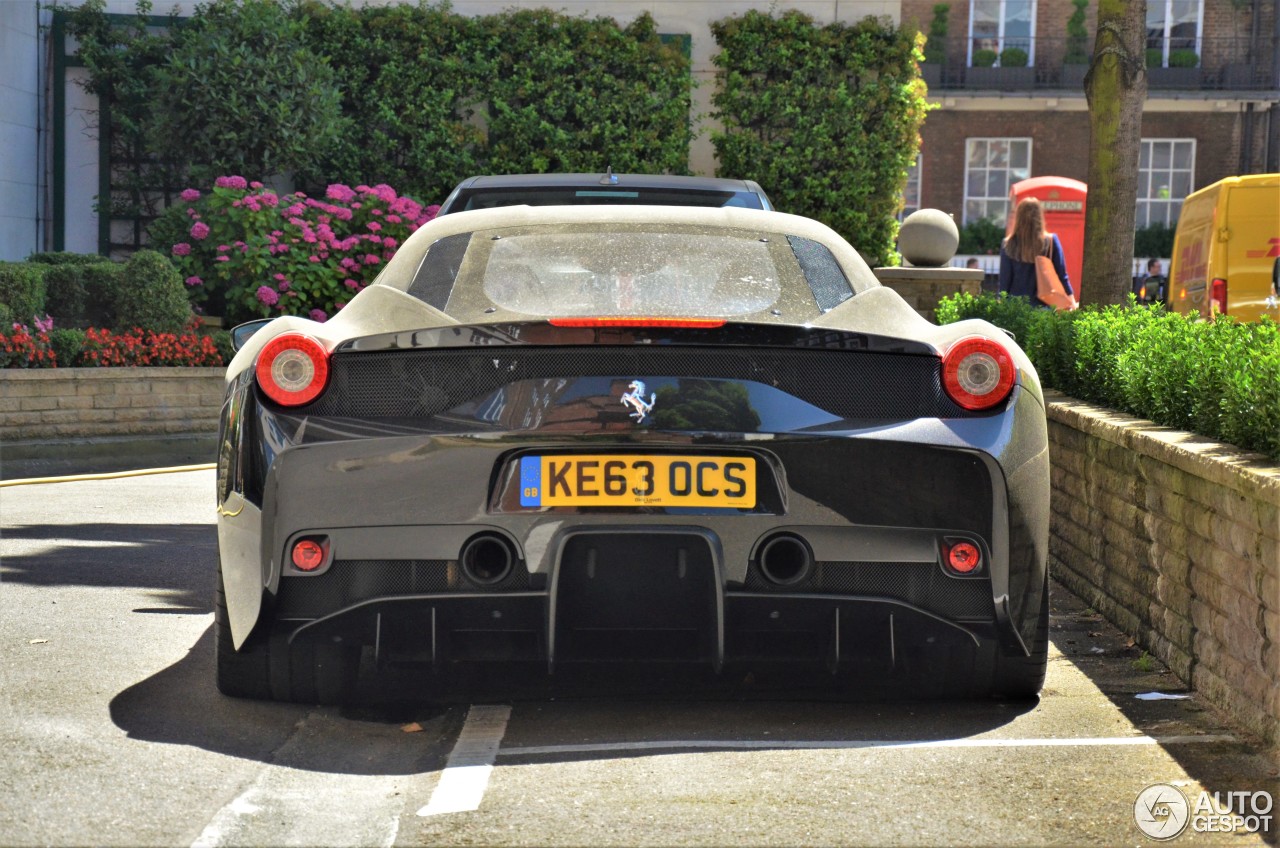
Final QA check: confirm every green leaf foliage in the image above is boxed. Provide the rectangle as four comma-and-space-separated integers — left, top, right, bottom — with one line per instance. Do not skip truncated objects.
937, 292, 1280, 460
1134, 222, 1175, 258
1065, 0, 1090, 64
480, 9, 692, 177
957, 216, 1005, 254
710, 10, 930, 268
0, 263, 47, 324
148, 0, 347, 185
65, 2, 694, 209
114, 250, 194, 333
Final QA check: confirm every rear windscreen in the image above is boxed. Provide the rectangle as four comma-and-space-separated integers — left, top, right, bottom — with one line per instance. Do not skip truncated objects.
456, 187, 765, 211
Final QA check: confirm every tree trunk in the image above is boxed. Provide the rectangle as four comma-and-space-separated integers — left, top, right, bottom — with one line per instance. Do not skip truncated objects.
1082, 0, 1147, 306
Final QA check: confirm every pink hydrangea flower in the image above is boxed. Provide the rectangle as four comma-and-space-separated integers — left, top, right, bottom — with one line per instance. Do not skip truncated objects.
34, 314, 54, 333
363, 254, 381, 265
278, 280, 290, 292
185, 276, 202, 287
215, 255, 230, 263
190, 222, 210, 240
172, 242, 191, 256
382, 238, 398, 249
180, 188, 201, 202
343, 278, 359, 289
215, 175, 248, 190
309, 309, 327, 322
309, 255, 321, 263
367, 221, 382, 232
250, 181, 263, 189
217, 244, 231, 252
256, 286, 279, 306
326, 184, 357, 203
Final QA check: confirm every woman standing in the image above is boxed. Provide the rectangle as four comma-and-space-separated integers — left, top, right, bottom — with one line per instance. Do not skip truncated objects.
998, 198, 1075, 308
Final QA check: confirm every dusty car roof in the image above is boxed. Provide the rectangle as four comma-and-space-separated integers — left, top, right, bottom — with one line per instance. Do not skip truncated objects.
453, 173, 766, 192
376, 204, 880, 294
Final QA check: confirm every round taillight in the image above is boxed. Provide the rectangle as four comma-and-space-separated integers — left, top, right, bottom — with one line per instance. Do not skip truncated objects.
947, 541, 982, 574
942, 337, 1016, 411
255, 333, 329, 407
292, 539, 325, 572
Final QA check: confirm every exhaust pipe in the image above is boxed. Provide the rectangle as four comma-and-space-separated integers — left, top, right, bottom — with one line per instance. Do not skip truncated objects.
459, 534, 515, 586
757, 534, 813, 586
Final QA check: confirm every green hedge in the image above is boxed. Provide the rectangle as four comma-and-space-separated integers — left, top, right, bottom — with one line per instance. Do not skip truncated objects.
0, 253, 192, 334
67, 2, 694, 207
937, 292, 1280, 460
710, 10, 929, 267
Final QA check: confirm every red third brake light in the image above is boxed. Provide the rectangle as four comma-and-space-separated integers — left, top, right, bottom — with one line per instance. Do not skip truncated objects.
941, 337, 1016, 411
548, 317, 727, 328
255, 333, 330, 407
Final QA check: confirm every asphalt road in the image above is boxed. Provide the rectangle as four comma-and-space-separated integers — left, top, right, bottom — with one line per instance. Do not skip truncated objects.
1, 469, 1275, 846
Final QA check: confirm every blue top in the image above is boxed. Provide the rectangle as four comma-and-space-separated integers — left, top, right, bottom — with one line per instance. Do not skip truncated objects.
998, 234, 1073, 307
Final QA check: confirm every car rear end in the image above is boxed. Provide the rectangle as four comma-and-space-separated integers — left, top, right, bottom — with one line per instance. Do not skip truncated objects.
216, 207, 1048, 701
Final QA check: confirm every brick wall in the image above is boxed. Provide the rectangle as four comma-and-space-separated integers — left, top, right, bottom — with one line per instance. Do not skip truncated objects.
873, 267, 984, 322
919, 110, 1254, 219
1, 368, 224, 442
1046, 392, 1280, 744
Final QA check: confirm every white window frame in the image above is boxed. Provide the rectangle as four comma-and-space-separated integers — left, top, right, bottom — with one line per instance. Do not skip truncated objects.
898, 154, 923, 221
963, 137, 1032, 225
1137, 138, 1196, 228
968, 0, 1038, 66
1146, 0, 1204, 66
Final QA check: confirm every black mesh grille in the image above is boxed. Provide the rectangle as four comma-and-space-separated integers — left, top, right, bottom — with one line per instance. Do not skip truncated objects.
275, 559, 529, 619
303, 346, 977, 421
744, 560, 993, 620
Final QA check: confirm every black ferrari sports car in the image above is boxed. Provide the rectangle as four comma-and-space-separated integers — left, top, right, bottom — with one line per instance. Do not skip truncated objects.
215, 205, 1050, 703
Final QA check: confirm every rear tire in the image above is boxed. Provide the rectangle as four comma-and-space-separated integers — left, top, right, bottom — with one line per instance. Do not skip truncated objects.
214, 576, 272, 700
215, 572, 359, 704
989, 580, 1050, 699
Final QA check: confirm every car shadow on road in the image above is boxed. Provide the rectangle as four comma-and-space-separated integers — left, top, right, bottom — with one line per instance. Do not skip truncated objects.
0, 522, 214, 613
107, 622, 1046, 775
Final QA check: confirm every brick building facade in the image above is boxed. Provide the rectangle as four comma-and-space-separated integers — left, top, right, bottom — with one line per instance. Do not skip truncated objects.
900, 0, 1279, 230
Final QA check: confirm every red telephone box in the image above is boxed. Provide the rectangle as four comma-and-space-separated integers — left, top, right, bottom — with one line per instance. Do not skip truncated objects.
1008, 177, 1088, 301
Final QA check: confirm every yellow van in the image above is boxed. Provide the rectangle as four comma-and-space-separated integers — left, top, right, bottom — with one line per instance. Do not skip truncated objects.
1169, 173, 1279, 322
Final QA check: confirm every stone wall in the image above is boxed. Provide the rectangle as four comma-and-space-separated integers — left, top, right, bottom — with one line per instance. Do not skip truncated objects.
1046, 392, 1280, 744
872, 266, 983, 323
1, 368, 224, 441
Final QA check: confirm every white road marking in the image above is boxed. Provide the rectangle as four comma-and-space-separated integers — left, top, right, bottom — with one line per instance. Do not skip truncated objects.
417, 705, 512, 817
497, 734, 1235, 758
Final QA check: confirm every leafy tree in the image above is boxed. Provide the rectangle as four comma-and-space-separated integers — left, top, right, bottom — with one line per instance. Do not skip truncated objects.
147, 0, 346, 185
711, 10, 929, 268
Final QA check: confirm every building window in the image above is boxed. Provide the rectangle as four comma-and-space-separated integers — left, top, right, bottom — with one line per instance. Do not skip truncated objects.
970, 0, 1036, 66
1146, 0, 1201, 65
1137, 139, 1195, 227
964, 138, 1031, 224
899, 154, 922, 221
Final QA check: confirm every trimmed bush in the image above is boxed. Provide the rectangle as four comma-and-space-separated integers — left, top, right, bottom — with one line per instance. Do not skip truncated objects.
0, 262, 47, 325
999, 47, 1028, 67
114, 250, 194, 333
81, 262, 126, 328
937, 291, 1280, 460
43, 264, 90, 325
973, 48, 998, 67
957, 216, 1005, 254
25, 251, 107, 266
48, 328, 87, 366
710, 10, 929, 268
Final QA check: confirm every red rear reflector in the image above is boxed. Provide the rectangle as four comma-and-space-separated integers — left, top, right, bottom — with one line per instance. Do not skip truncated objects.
942, 337, 1016, 411
255, 332, 330, 407
292, 539, 325, 571
1211, 278, 1227, 315
548, 317, 727, 328
946, 541, 982, 574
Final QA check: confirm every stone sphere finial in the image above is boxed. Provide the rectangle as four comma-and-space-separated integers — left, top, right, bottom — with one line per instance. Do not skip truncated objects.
898, 209, 960, 268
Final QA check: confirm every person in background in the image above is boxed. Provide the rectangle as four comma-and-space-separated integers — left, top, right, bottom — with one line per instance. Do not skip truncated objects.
965, 257, 981, 270
998, 197, 1074, 307
1141, 257, 1166, 304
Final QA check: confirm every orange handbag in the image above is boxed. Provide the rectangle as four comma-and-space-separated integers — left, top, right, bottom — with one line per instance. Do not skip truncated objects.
1035, 237, 1078, 311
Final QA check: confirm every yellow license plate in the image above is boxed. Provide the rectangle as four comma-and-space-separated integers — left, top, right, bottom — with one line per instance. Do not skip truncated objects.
519, 454, 756, 508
